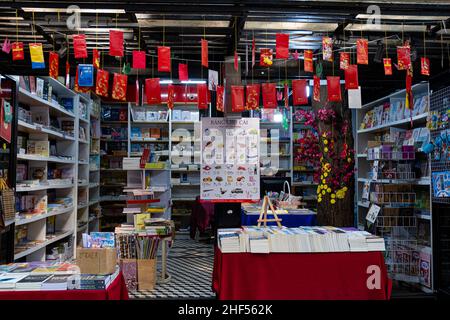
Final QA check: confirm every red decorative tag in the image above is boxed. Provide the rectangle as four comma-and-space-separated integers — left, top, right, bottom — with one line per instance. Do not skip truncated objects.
397, 46, 411, 70
216, 85, 225, 112
95, 69, 109, 98
197, 83, 208, 110
201, 39, 208, 68
261, 83, 277, 108
313, 76, 320, 102
167, 84, 175, 110
11, 42, 24, 61
327, 76, 342, 102
383, 58, 392, 75
73, 34, 87, 59
246, 84, 260, 110
322, 37, 333, 62
93, 49, 100, 69
132, 50, 146, 69
345, 65, 359, 90
109, 30, 124, 57
158, 46, 171, 72
112, 73, 127, 101
231, 86, 245, 112
234, 51, 239, 71
304, 50, 313, 73
421, 57, 430, 76
260, 48, 273, 67
276, 33, 289, 59
49, 52, 59, 79
340, 52, 350, 70
145, 78, 161, 105
356, 39, 369, 65
292, 79, 308, 105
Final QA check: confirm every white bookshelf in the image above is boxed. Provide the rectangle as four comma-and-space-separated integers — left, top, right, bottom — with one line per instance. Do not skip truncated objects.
88, 94, 101, 232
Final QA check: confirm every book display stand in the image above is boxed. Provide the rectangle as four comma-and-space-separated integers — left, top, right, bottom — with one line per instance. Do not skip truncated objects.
257, 195, 282, 228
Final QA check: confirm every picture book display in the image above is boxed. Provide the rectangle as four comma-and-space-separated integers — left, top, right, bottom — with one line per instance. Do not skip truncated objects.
201, 118, 260, 200
432, 171, 450, 197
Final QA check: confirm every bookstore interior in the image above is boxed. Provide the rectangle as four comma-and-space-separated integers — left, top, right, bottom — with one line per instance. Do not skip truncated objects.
0, 0, 449, 302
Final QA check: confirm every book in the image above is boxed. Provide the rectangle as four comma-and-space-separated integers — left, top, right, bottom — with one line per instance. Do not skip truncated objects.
41, 275, 71, 291
27, 140, 50, 157
29, 76, 36, 94
0, 274, 27, 289
35, 78, 44, 98
15, 274, 51, 291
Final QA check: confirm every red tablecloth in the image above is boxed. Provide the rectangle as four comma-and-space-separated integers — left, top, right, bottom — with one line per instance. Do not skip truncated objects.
0, 271, 129, 300
213, 247, 392, 300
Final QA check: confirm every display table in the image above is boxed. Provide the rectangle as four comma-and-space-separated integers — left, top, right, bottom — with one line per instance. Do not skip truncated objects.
241, 210, 317, 227
0, 271, 129, 300
213, 247, 391, 300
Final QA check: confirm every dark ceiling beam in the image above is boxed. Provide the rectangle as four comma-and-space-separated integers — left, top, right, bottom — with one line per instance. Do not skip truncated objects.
226, 11, 247, 56
126, 12, 148, 53
16, 8, 55, 46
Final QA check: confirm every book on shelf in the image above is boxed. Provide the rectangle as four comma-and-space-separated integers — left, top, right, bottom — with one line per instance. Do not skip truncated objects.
26, 140, 50, 157
29, 76, 36, 94
35, 78, 44, 98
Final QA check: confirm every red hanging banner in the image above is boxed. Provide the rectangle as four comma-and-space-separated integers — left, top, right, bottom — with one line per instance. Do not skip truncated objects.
327, 76, 342, 102
145, 78, 161, 105
322, 36, 333, 62
260, 48, 273, 67
340, 52, 350, 70
396, 46, 411, 70
93, 49, 100, 69
178, 63, 188, 81
132, 50, 146, 69
49, 51, 59, 79
261, 83, 277, 108
421, 57, 430, 76
231, 86, 245, 112
201, 39, 208, 68
11, 42, 24, 61
276, 33, 289, 59
216, 85, 225, 112
112, 73, 127, 101
234, 51, 239, 71
304, 50, 313, 73
292, 79, 308, 105
197, 83, 208, 110
158, 46, 171, 72
95, 69, 109, 98
109, 30, 124, 57
383, 58, 393, 75
246, 84, 260, 110
167, 84, 175, 110
356, 39, 369, 65
345, 65, 359, 90
313, 76, 321, 102
73, 34, 87, 59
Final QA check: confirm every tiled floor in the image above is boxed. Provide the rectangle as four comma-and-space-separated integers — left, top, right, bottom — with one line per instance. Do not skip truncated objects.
129, 237, 216, 300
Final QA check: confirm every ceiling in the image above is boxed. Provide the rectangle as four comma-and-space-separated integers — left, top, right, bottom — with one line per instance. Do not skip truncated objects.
0, 1, 449, 100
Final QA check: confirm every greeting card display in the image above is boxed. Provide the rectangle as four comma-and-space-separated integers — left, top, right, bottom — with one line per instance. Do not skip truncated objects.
201, 39, 208, 68
197, 83, 208, 110
112, 73, 128, 101
231, 86, 245, 112
304, 50, 314, 73
78, 64, 94, 87
158, 46, 171, 72
383, 58, 392, 75
322, 37, 333, 62
261, 83, 277, 108
421, 57, 430, 76
313, 75, 321, 102
178, 63, 188, 81
29, 43, 45, 69
356, 39, 369, 65
292, 79, 308, 105
93, 48, 100, 68
246, 84, 260, 110
145, 78, 161, 105
109, 30, 124, 57
260, 48, 273, 67
132, 50, 146, 69
95, 69, 109, 98
49, 51, 59, 79
397, 46, 411, 70
216, 85, 225, 112
276, 33, 289, 59
167, 84, 175, 110
345, 65, 359, 90
340, 52, 350, 70
73, 34, 87, 59
12, 42, 24, 61
327, 76, 341, 102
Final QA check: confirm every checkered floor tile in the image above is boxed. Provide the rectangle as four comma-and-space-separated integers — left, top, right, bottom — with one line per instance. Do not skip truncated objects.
129, 237, 216, 300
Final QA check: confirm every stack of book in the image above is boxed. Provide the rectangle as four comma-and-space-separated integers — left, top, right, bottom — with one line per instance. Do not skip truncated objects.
249, 236, 270, 253
41, 275, 71, 291
15, 274, 52, 291
218, 228, 243, 253
0, 274, 27, 290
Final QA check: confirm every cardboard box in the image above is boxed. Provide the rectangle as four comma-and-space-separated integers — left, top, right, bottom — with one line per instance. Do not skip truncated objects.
137, 258, 157, 290
76, 247, 117, 275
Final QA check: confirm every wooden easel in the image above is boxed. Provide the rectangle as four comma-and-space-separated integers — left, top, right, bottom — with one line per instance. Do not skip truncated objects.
257, 195, 282, 228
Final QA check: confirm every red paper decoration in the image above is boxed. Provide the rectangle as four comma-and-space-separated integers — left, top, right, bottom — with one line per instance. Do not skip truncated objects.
322, 37, 333, 62
49, 52, 59, 79
276, 33, 289, 59
178, 63, 188, 81
216, 85, 225, 112
340, 52, 350, 70
292, 79, 308, 105
132, 51, 146, 69
11, 42, 24, 61
234, 51, 239, 71
261, 83, 277, 108
260, 48, 273, 67
167, 84, 175, 110
246, 84, 260, 110
197, 83, 208, 110
95, 69, 109, 98
93, 49, 100, 69
383, 58, 392, 75
158, 46, 171, 72
345, 65, 359, 90
396, 46, 411, 70
313, 76, 320, 102
109, 30, 124, 57
201, 39, 208, 68
304, 50, 313, 73
145, 78, 161, 105
356, 39, 369, 65
421, 57, 430, 76
73, 34, 87, 59
327, 76, 342, 102
112, 73, 127, 101
231, 86, 245, 112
